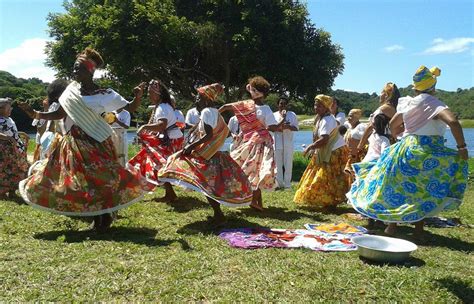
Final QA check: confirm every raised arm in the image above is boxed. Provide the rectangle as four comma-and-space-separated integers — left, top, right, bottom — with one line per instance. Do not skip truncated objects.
18, 102, 67, 121
389, 113, 404, 138
123, 82, 146, 113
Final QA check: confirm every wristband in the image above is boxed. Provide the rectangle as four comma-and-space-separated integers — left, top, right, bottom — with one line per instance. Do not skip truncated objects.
458, 147, 467, 151
456, 143, 467, 149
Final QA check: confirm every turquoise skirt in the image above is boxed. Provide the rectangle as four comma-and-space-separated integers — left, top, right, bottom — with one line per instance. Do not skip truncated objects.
347, 135, 468, 223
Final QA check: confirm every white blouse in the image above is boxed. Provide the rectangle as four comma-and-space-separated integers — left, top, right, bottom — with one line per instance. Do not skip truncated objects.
256, 104, 277, 127
316, 115, 346, 151
154, 103, 183, 139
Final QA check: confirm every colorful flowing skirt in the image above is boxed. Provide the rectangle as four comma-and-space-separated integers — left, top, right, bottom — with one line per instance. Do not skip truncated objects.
294, 146, 349, 207
230, 133, 276, 191
347, 135, 468, 223
158, 151, 253, 206
0, 140, 28, 196
127, 133, 184, 186
19, 126, 147, 216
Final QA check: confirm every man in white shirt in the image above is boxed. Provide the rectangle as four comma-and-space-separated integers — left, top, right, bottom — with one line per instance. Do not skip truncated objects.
273, 97, 299, 189
111, 108, 130, 166
185, 98, 203, 129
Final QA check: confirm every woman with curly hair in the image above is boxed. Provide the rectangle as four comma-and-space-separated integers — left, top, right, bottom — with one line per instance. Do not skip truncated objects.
127, 79, 184, 202
19, 48, 148, 231
219, 76, 282, 210
348, 66, 468, 236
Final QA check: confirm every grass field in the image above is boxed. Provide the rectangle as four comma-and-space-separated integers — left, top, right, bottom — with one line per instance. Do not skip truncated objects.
1, 149, 472, 301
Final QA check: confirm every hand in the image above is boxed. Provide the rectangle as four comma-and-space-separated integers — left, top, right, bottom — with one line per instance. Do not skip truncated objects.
458, 148, 468, 160
17, 102, 37, 119
182, 145, 193, 156
303, 144, 314, 157
133, 82, 146, 99
137, 125, 147, 134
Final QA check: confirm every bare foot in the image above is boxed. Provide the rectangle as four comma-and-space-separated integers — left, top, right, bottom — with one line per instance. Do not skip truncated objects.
250, 202, 264, 212
384, 223, 397, 236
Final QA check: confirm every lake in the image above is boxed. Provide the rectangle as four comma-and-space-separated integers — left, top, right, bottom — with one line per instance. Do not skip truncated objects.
126, 128, 474, 155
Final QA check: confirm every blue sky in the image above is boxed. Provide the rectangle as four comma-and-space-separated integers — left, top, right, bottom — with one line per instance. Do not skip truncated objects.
0, 0, 472, 93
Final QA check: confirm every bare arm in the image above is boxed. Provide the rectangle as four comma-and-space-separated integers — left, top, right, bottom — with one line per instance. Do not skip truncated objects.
357, 124, 373, 151
183, 123, 213, 155
112, 118, 130, 129
123, 82, 146, 113
138, 119, 167, 134
436, 109, 468, 160
218, 104, 234, 114
18, 102, 67, 120
389, 113, 404, 138
303, 134, 330, 157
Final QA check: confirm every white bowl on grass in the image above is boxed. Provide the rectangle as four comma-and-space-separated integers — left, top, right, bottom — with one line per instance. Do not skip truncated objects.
352, 235, 418, 263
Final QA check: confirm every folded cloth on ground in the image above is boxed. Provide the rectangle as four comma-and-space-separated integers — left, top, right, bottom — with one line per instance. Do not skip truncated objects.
304, 223, 368, 235
218, 228, 359, 251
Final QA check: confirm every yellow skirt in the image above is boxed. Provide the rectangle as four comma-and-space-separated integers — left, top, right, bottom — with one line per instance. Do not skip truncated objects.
294, 146, 349, 207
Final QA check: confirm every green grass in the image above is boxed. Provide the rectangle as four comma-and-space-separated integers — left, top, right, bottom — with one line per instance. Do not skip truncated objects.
1, 165, 473, 301
10, 140, 472, 301
460, 119, 474, 128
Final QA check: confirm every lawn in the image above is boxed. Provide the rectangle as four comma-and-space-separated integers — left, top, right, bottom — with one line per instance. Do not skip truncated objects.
1, 155, 472, 301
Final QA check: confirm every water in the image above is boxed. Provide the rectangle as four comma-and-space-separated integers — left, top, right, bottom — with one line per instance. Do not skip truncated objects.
30, 128, 474, 155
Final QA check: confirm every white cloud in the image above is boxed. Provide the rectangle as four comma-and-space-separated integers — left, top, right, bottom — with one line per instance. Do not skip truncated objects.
0, 38, 56, 82
384, 44, 404, 53
423, 37, 474, 55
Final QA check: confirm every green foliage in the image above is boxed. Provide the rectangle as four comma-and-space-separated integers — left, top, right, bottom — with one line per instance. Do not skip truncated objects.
46, 0, 344, 102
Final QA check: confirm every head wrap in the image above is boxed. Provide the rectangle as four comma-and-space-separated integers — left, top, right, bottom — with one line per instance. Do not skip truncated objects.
0, 98, 12, 107
148, 79, 161, 95
197, 83, 224, 102
348, 109, 363, 120
413, 66, 441, 92
314, 94, 333, 110
77, 55, 97, 74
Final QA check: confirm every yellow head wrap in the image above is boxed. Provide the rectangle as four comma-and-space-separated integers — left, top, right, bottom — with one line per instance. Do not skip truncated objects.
348, 108, 363, 121
413, 66, 441, 92
314, 94, 333, 110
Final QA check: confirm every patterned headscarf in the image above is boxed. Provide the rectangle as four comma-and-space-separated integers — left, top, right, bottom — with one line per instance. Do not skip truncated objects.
348, 109, 363, 121
314, 94, 333, 110
148, 79, 161, 95
197, 83, 224, 102
413, 66, 441, 92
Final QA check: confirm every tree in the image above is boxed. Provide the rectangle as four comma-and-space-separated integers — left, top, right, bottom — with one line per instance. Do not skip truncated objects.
46, 0, 344, 105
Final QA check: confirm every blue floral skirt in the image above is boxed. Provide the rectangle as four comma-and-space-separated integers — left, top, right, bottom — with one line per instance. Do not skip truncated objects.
347, 135, 468, 223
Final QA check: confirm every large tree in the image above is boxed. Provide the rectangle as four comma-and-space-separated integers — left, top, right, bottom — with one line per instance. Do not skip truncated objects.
46, 0, 344, 104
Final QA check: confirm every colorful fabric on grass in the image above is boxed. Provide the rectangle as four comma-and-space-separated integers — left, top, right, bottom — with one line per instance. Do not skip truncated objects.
294, 146, 349, 207
127, 132, 184, 186
229, 100, 276, 190
304, 223, 368, 235
348, 135, 467, 223
19, 126, 148, 216
218, 228, 359, 252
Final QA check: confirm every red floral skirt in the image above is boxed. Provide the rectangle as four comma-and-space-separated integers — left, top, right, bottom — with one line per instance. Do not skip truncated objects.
0, 140, 28, 196
19, 126, 148, 216
127, 133, 184, 186
158, 151, 253, 206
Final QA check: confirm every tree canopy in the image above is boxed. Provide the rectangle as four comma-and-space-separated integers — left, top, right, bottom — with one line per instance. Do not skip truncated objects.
46, 0, 344, 104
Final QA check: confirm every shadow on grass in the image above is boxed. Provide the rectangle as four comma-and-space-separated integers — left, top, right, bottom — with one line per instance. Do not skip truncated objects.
298, 204, 356, 216
240, 206, 327, 222
144, 195, 209, 213
435, 277, 474, 303
358, 256, 426, 268
376, 225, 474, 253
34, 226, 191, 249
177, 216, 268, 236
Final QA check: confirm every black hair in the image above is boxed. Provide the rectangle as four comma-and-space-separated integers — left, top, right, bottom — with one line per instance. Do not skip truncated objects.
373, 114, 390, 137
339, 125, 347, 136
47, 79, 69, 102
278, 97, 289, 104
